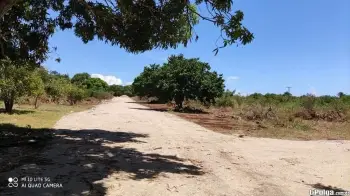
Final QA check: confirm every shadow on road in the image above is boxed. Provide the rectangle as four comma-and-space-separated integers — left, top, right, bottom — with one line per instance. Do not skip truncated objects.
129, 107, 169, 112
129, 107, 209, 114
0, 124, 204, 195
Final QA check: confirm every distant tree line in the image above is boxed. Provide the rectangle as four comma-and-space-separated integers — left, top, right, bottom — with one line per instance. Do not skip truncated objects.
0, 58, 133, 113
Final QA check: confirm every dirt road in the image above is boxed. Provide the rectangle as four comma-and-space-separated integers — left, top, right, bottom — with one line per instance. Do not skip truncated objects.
4, 96, 350, 196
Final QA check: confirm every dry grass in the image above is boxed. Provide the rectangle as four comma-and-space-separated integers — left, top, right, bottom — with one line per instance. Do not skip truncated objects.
135, 99, 350, 140
233, 120, 350, 140
0, 103, 95, 128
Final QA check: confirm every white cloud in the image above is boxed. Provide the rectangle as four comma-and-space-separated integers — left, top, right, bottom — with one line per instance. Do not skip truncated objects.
91, 74, 123, 85
227, 76, 240, 80
124, 81, 133, 85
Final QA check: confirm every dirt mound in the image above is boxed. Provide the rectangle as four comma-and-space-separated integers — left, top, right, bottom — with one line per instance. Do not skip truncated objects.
295, 109, 346, 122
317, 110, 346, 122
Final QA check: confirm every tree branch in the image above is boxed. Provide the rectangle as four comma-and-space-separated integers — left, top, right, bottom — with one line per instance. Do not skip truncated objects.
189, 6, 215, 23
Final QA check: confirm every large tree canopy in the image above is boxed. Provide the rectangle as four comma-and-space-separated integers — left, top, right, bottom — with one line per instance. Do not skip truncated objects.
0, 58, 39, 112
0, 0, 253, 64
133, 54, 225, 108
85, 77, 109, 91
71, 72, 91, 87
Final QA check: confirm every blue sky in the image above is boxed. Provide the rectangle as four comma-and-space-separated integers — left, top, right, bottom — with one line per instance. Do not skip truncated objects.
45, 0, 350, 96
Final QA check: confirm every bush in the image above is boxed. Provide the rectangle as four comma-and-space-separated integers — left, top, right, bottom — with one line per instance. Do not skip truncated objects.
215, 96, 235, 107
67, 86, 87, 105
182, 100, 206, 113
91, 91, 114, 100
301, 94, 316, 111
108, 85, 124, 96
242, 105, 277, 121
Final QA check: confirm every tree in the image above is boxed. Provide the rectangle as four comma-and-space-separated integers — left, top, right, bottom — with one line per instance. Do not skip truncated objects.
338, 92, 345, 98
0, 58, 35, 113
133, 54, 225, 109
108, 85, 124, 96
133, 64, 169, 102
50, 71, 70, 81
1, 0, 253, 65
71, 72, 91, 87
0, 0, 17, 18
28, 70, 45, 109
283, 91, 292, 97
37, 66, 51, 83
109, 84, 134, 97
45, 77, 70, 104
67, 84, 87, 105
123, 85, 133, 97
0, 0, 56, 64
85, 77, 108, 91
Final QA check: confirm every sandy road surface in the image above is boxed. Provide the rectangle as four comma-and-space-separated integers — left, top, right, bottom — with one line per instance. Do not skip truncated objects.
3, 96, 350, 196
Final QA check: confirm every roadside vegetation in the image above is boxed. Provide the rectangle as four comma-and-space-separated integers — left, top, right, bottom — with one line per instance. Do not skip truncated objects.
0, 58, 135, 129
132, 55, 350, 140
133, 54, 225, 110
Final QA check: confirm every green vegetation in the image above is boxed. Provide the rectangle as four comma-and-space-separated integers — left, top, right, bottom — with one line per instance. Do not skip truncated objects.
214, 91, 350, 122
131, 54, 350, 121
133, 54, 225, 109
28, 70, 45, 109
0, 59, 121, 114
1, 0, 253, 67
108, 85, 133, 97
67, 84, 88, 105
0, 59, 42, 113
131, 55, 350, 140
71, 72, 91, 88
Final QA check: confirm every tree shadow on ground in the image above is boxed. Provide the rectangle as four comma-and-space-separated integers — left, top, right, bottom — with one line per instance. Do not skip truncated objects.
177, 106, 209, 114
129, 107, 209, 114
0, 124, 204, 196
308, 183, 349, 196
126, 101, 167, 104
129, 107, 169, 112
0, 109, 35, 115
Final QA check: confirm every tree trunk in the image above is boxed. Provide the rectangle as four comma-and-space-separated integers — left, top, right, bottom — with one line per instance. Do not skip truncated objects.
34, 96, 39, 109
4, 99, 14, 113
174, 95, 184, 110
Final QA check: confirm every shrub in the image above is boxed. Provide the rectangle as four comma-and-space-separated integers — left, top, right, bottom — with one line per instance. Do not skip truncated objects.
331, 99, 348, 113
183, 99, 206, 113
242, 105, 277, 121
215, 95, 235, 108
301, 94, 316, 111
91, 91, 114, 100
67, 85, 87, 105
232, 95, 243, 107
45, 78, 70, 104
108, 85, 124, 96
